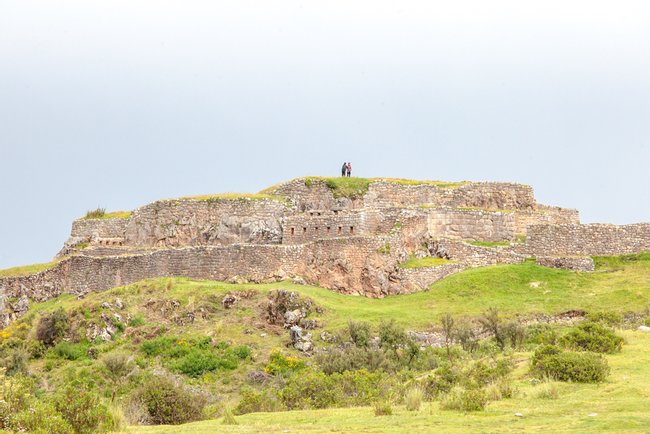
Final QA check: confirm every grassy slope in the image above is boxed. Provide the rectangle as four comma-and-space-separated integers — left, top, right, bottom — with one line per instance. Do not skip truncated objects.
0, 260, 60, 277
28, 255, 650, 330
126, 330, 650, 434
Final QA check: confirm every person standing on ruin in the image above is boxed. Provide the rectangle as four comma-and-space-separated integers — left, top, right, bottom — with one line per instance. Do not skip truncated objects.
347, 162, 352, 177
341, 162, 347, 177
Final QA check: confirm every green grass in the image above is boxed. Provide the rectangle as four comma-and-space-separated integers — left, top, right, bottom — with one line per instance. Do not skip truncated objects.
467, 240, 511, 248
0, 260, 60, 277
83, 210, 132, 220
371, 178, 468, 189
304, 177, 372, 199
127, 330, 650, 433
399, 256, 454, 268
180, 193, 286, 202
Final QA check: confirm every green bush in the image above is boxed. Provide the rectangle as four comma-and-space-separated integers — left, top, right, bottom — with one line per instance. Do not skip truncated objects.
36, 308, 68, 346
128, 376, 206, 425
561, 322, 624, 354
525, 324, 559, 346
232, 345, 252, 360
1, 347, 30, 376
173, 349, 238, 378
531, 345, 609, 383
280, 370, 340, 410
587, 311, 624, 327
264, 351, 306, 376
420, 365, 459, 399
141, 335, 178, 357
85, 208, 106, 219
378, 319, 406, 351
52, 341, 90, 361
53, 383, 114, 434
9, 400, 73, 434
316, 346, 396, 375
236, 388, 286, 414
348, 320, 371, 348
441, 387, 488, 412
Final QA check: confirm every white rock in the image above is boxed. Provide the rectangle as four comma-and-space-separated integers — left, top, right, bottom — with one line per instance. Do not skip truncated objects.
514, 413, 524, 418
638, 325, 650, 332
588, 413, 598, 417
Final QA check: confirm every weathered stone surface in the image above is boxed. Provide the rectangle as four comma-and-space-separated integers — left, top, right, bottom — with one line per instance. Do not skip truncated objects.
222, 294, 238, 309
536, 256, 595, 272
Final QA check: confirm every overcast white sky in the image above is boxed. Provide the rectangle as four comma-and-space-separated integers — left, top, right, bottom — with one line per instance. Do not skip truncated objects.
1, 1, 649, 269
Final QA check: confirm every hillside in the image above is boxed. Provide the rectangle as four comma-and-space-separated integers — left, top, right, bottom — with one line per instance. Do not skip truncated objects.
1, 177, 650, 432
0, 254, 649, 432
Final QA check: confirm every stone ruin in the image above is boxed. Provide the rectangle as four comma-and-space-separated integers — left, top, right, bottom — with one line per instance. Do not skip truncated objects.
1, 177, 649, 327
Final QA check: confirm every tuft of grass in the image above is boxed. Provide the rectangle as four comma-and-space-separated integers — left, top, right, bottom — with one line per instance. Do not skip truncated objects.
399, 256, 454, 269
373, 400, 393, 416
0, 261, 60, 277
222, 406, 238, 425
404, 387, 424, 411
83, 209, 131, 220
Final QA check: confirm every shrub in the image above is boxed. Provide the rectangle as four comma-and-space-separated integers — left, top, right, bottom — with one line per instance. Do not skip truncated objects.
128, 376, 206, 425
53, 383, 113, 434
232, 345, 252, 360
479, 308, 505, 351
9, 400, 73, 434
36, 308, 68, 346
455, 320, 479, 353
531, 346, 609, 383
405, 387, 424, 411
173, 349, 236, 378
374, 400, 393, 416
51, 341, 89, 361
2, 347, 29, 376
348, 320, 371, 348
441, 387, 487, 412
264, 351, 305, 376
525, 324, 559, 346
561, 322, 624, 354
236, 388, 286, 414
587, 311, 624, 327
279, 370, 339, 409
420, 365, 459, 399
316, 346, 399, 374
102, 353, 134, 402
502, 321, 526, 349
378, 319, 406, 351
141, 335, 178, 357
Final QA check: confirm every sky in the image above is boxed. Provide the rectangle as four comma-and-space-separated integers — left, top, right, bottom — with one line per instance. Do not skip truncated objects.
0, 0, 649, 269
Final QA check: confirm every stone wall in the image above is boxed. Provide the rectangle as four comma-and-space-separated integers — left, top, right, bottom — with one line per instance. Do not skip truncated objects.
526, 223, 650, 256
398, 263, 467, 291
71, 218, 129, 240
434, 239, 526, 267
270, 179, 362, 211
427, 209, 515, 242
513, 206, 580, 235
364, 181, 536, 210
536, 256, 595, 272
124, 198, 288, 247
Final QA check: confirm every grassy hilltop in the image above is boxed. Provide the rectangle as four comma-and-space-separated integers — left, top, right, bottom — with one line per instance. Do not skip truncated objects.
0, 254, 649, 432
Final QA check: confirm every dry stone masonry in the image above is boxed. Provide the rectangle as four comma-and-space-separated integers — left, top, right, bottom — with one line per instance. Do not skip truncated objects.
1, 177, 648, 328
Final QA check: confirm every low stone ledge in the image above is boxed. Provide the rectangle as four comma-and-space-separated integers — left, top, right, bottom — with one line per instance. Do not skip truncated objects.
535, 256, 594, 272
